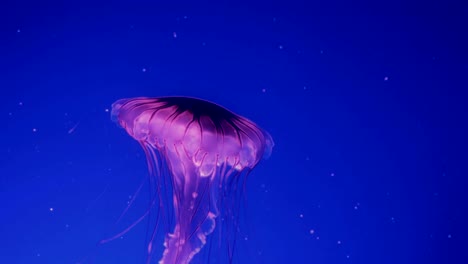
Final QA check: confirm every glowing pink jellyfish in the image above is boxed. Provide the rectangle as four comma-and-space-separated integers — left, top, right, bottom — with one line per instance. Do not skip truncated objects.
111, 96, 273, 264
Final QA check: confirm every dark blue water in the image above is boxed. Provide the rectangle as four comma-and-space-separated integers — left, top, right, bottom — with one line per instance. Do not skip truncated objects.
1, 1, 467, 263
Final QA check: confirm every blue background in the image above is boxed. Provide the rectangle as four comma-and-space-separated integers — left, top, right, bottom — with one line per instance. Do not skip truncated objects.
1, 0, 467, 263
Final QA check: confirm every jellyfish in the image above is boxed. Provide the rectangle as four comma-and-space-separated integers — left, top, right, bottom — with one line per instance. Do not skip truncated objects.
111, 96, 273, 264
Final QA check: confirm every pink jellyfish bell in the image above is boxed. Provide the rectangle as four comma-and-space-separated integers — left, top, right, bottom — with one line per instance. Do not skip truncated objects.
111, 96, 273, 263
